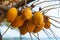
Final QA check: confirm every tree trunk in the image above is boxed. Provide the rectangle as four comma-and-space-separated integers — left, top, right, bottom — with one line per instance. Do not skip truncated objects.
0, 33, 2, 40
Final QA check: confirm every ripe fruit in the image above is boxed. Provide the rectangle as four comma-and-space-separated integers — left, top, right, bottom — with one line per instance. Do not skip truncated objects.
33, 22, 45, 33
33, 11, 44, 27
44, 15, 50, 29
11, 16, 25, 28
21, 7, 32, 20
26, 19, 36, 32
6, 7, 18, 22
19, 24, 28, 35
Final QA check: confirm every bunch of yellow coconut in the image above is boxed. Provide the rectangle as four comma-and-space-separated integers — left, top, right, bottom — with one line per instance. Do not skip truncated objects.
6, 7, 51, 35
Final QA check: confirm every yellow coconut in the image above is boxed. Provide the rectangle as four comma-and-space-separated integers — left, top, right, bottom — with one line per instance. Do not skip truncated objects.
6, 7, 18, 22
33, 11, 44, 27
33, 22, 45, 33
26, 19, 36, 32
44, 15, 51, 29
21, 7, 32, 20
11, 16, 25, 28
19, 23, 28, 35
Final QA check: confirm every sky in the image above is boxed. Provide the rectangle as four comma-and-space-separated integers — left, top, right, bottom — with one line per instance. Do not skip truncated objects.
0, 0, 60, 39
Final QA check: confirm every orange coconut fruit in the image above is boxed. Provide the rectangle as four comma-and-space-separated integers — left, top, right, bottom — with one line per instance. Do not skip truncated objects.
44, 15, 51, 29
33, 11, 44, 26
26, 19, 36, 32
21, 7, 32, 20
33, 22, 45, 33
11, 16, 25, 28
19, 23, 28, 35
6, 7, 18, 22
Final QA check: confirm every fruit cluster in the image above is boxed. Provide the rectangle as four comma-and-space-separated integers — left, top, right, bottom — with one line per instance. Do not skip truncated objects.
6, 7, 51, 35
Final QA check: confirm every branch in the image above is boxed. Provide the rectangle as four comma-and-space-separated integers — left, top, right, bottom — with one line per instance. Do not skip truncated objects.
15, 0, 35, 8
0, 5, 9, 12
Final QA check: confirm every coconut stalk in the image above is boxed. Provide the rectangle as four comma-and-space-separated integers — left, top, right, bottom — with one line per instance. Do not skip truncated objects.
43, 29, 51, 40
49, 28, 57, 40
0, 1, 60, 40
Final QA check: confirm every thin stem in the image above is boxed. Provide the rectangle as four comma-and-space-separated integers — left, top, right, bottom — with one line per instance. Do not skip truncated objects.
42, 7, 60, 14
26, 24, 33, 40
18, 28, 22, 40
19, 32, 22, 40
15, 0, 35, 8
49, 17, 60, 24
42, 6, 60, 12
42, 3, 60, 9
47, 16, 60, 19
30, 0, 39, 7
34, 1, 50, 6
37, 33, 39, 38
43, 17, 58, 40
27, 23, 41, 40
2, 15, 19, 36
58, 1, 60, 15
49, 28, 57, 40
43, 29, 51, 40
45, 22, 57, 40
34, 1, 59, 10
45, 18, 60, 29
27, 0, 35, 3
43, 29, 51, 35
2, 24, 11, 36
29, 32, 33, 40
27, 1, 50, 8
33, 0, 39, 5
50, 22, 60, 29
45, 19, 60, 29
32, 33, 41, 40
